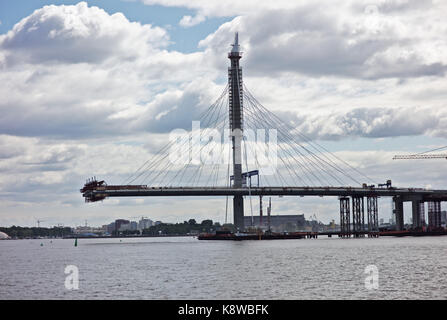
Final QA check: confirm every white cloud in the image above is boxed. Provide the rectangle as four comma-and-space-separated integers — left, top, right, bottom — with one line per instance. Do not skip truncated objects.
198, 1, 447, 80
0, 2, 170, 66
0, 2, 219, 139
179, 14, 206, 28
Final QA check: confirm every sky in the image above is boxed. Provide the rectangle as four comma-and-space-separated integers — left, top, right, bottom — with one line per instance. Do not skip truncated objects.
1, 0, 447, 228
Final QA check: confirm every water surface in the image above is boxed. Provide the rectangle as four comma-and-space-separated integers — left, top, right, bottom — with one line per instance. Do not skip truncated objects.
1, 236, 446, 299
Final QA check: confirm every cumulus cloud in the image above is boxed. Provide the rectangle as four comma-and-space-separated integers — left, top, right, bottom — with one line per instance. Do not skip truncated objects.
179, 14, 206, 28
0, 2, 218, 139
199, 1, 447, 79
287, 106, 445, 140
0, 2, 169, 66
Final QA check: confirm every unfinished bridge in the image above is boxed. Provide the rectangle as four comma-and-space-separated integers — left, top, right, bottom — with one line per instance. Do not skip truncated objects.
81, 33, 447, 235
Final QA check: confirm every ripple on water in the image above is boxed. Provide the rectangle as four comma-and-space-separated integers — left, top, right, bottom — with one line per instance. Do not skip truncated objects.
0, 236, 446, 299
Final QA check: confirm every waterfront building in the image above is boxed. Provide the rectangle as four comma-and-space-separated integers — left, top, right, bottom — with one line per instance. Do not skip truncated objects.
138, 218, 153, 231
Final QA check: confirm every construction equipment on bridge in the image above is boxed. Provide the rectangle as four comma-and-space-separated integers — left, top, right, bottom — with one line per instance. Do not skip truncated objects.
378, 180, 392, 189
230, 170, 259, 187
393, 146, 447, 231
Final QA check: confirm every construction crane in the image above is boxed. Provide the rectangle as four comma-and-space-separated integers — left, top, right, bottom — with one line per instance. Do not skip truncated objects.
129, 216, 148, 221
393, 145, 447, 160
393, 154, 447, 160
36, 219, 45, 228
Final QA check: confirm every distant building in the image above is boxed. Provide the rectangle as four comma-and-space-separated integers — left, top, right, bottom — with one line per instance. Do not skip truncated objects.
74, 226, 105, 235
107, 222, 116, 234
119, 223, 130, 232
115, 219, 130, 231
138, 218, 153, 231
154, 221, 162, 226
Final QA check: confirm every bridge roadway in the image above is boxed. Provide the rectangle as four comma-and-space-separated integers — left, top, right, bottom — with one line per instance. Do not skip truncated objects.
84, 186, 447, 201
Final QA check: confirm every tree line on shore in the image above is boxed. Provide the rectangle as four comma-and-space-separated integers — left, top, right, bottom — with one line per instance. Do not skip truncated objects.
0, 226, 73, 238
1, 219, 233, 238
115, 219, 230, 236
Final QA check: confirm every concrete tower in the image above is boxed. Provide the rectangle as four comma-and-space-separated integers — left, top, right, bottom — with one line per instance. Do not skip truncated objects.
228, 32, 245, 231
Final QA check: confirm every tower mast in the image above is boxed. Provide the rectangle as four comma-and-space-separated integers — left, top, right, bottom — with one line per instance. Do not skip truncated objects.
228, 32, 245, 231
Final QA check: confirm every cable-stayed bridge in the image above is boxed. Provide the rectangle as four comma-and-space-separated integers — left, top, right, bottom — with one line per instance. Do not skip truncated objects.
81, 33, 447, 235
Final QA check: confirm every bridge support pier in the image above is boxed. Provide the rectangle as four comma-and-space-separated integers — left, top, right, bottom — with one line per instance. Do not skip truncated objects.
411, 199, 424, 229
428, 201, 441, 230
352, 196, 365, 237
367, 196, 379, 233
393, 196, 404, 231
339, 197, 350, 237
233, 195, 245, 231
420, 201, 426, 227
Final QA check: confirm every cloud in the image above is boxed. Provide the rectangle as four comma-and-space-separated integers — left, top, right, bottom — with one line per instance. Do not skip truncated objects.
287, 106, 445, 140
0, 2, 218, 139
179, 14, 206, 27
198, 1, 447, 80
0, 2, 169, 66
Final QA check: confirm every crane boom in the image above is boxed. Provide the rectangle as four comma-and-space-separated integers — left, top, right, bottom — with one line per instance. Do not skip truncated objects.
393, 154, 447, 160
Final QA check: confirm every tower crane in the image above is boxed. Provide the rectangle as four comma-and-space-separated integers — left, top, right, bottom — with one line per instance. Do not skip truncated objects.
35, 219, 45, 228
393, 154, 447, 160
393, 146, 447, 160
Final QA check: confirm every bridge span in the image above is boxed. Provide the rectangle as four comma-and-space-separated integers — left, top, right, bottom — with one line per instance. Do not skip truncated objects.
81, 33, 447, 236
83, 185, 447, 200
81, 184, 447, 234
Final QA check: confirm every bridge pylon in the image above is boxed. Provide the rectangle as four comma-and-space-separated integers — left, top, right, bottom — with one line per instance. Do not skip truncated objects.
228, 32, 245, 231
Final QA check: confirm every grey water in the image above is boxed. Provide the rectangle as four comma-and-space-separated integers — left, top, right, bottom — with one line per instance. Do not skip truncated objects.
1, 236, 446, 300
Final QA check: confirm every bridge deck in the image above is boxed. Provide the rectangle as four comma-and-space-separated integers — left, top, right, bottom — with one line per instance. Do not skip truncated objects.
83, 186, 447, 202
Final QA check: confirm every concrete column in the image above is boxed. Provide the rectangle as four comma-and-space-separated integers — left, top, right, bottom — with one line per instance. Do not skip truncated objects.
411, 199, 423, 229
393, 196, 404, 231
428, 201, 441, 230
233, 195, 244, 231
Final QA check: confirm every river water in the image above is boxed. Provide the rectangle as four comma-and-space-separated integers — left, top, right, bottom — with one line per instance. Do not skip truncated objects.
0, 236, 446, 300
